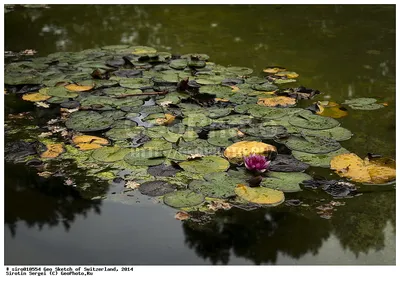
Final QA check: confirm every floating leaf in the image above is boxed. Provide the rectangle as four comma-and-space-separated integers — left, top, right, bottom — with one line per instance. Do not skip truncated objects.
330, 153, 395, 184
22, 92, 51, 102
182, 113, 212, 127
263, 67, 286, 74
241, 125, 288, 139
65, 111, 114, 132
163, 190, 205, 208
289, 110, 340, 130
72, 135, 109, 145
269, 154, 309, 172
179, 156, 230, 174
297, 126, 353, 141
124, 148, 165, 166
65, 82, 94, 92
91, 146, 131, 162
178, 139, 220, 156
315, 101, 348, 118
257, 96, 296, 107
139, 181, 177, 196
275, 71, 299, 79
292, 147, 350, 168
175, 211, 190, 221
260, 171, 312, 192
283, 135, 341, 154
40, 143, 64, 158
234, 184, 285, 206
189, 172, 243, 198
224, 141, 277, 164
131, 46, 157, 55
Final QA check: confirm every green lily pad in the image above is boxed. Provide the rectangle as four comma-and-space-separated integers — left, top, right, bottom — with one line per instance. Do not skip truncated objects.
199, 85, 233, 98
289, 110, 340, 130
139, 180, 177, 196
105, 127, 143, 140
298, 126, 353, 141
163, 190, 205, 208
188, 59, 206, 68
182, 113, 212, 127
241, 125, 288, 139
283, 135, 341, 154
291, 147, 350, 168
178, 139, 220, 155
181, 53, 210, 61
179, 156, 230, 174
212, 114, 253, 126
101, 110, 126, 120
41, 87, 79, 98
119, 78, 153, 89
248, 105, 304, 119
226, 66, 253, 76
260, 171, 312, 192
91, 146, 131, 162
343, 98, 384, 110
124, 148, 165, 166
206, 107, 233, 118
131, 46, 157, 55
169, 59, 187, 70
251, 83, 278, 92
189, 172, 243, 198
164, 149, 189, 161
142, 139, 172, 151
65, 111, 114, 132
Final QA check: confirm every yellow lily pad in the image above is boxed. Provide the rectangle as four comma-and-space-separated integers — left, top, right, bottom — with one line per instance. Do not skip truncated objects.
156, 114, 176, 125
275, 71, 299, 79
330, 153, 396, 184
22, 92, 51, 102
75, 143, 104, 151
41, 143, 64, 158
263, 67, 286, 74
72, 135, 109, 145
65, 83, 94, 92
257, 96, 296, 107
316, 101, 348, 119
234, 184, 285, 206
224, 141, 277, 164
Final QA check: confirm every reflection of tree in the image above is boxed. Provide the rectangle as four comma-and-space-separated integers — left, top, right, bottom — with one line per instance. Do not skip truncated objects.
182, 186, 395, 264
4, 162, 104, 237
331, 190, 395, 256
183, 207, 331, 265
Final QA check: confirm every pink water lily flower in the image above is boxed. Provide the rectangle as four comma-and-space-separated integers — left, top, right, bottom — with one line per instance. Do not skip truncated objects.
244, 154, 271, 173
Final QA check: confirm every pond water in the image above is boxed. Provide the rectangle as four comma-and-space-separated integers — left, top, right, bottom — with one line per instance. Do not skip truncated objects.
4, 4, 396, 265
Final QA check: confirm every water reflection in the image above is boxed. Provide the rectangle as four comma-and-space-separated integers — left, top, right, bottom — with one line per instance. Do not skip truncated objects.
4, 163, 104, 237
181, 189, 395, 265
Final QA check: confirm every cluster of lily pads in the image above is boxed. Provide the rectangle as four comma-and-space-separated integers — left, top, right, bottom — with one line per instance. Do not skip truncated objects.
4, 45, 396, 220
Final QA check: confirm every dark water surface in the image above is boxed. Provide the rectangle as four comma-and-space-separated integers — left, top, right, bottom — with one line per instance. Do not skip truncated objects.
4, 4, 396, 265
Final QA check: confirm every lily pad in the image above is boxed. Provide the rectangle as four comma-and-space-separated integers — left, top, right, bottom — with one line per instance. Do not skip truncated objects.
224, 141, 277, 164
182, 113, 212, 127
283, 135, 341, 154
241, 125, 288, 139
298, 126, 353, 141
189, 172, 243, 198
139, 180, 177, 196
179, 156, 230, 174
260, 171, 312, 192
105, 127, 143, 140
330, 153, 396, 184
289, 110, 340, 130
163, 190, 205, 208
91, 146, 131, 162
291, 147, 350, 168
234, 184, 285, 206
124, 148, 165, 166
178, 139, 220, 156
342, 97, 382, 110
65, 111, 114, 132
22, 92, 51, 102
269, 154, 309, 172
257, 96, 296, 107
42, 87, 79, 98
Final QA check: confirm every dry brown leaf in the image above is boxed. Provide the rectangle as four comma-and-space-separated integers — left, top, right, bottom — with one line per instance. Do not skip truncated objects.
214, 98, 230, 102
35, 101, 50, 108
38, 132, 53, 138
40, 144, 64, 158
72, 135, 109, 145
37, 171, 53, 178
125, 181, 140, 190
174, 211, 190, 221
